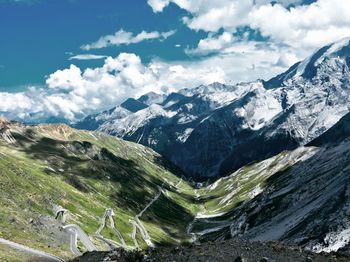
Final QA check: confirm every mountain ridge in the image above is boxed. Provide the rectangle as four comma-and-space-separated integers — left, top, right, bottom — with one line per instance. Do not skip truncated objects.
2, 101, 350, 259
75, 37, 350, 180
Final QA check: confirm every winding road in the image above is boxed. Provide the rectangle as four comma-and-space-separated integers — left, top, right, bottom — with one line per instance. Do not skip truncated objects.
49, 177, 183, 256
53, 206, 97, 256
62, 224, 97, 256
95, 208, 126, 249
0, 238, 65, 262
129, 183, 167, 248
2, 175, 189, 260
129, 218, 153, 248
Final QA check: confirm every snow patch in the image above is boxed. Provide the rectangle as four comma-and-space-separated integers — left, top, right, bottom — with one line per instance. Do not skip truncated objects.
177, 128, 194, 143
313, 228, 350, 253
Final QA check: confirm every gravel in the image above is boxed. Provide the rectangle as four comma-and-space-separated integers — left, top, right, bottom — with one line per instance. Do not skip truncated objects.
70, 239, 350, 262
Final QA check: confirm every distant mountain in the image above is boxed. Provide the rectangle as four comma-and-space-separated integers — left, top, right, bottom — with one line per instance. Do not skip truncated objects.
73, 93, 165, 131
74, 104, 131, 131
75, 37, 350, 180
120, 98, 148, 113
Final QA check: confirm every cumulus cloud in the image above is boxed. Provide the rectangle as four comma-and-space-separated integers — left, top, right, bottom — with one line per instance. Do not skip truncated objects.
81, 29, 176, 50
148, 0, 303, 14
68, 54, 107, 60
0, 53, 228, 122
147, 0, 170, 12
249, 0, 350, 50
185, 31, 300, 75
149, 0, 350, 62
185, 32, 237, 55
153, 0, 350, 46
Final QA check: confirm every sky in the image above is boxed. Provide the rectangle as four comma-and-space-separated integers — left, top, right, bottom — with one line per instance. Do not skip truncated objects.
1, 0, 350, 122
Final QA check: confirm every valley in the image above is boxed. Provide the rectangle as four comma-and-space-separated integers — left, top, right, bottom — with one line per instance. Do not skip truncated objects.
3, 1, 350, 261
1, 111, 350, 260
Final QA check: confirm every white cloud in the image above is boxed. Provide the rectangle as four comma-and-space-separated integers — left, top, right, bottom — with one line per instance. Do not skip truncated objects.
275, 52, 299, 67
186, 31, 301, 74
81, 29, 176, 50
144, 0, 350, 91
185, 32, 236, 55
148, 0, 303, 16
1, 53, 228, 122
69, 54, 107, 60
181, 1, 254, 32
0, 92, 34, 113
147, 0, 170, 12
148, 0, 350, 59
249, 0, 350, 49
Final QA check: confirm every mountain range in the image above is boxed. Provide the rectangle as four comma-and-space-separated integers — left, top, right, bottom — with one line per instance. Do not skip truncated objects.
2, 110, 350, 260
3, 38, 350, 261
75, 37, 350, 180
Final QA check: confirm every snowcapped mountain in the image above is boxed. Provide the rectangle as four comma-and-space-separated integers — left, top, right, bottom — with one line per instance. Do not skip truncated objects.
75, 37, 350, 180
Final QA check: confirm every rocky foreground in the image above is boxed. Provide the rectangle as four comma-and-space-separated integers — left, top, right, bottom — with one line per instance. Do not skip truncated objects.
70, 240, 350, 262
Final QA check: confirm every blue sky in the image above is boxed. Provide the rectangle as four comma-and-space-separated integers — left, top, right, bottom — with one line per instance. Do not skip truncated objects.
0, 0, 205, 90
1, 0, 350, 122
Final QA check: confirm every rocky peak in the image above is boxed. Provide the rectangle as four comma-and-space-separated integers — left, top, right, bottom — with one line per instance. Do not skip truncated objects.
265, 37, 350, 88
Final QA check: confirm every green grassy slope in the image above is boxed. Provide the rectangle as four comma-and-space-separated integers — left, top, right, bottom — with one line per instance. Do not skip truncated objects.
197, 150, 309, 214
190, 147, 317, 238
0, 120, 199, 260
